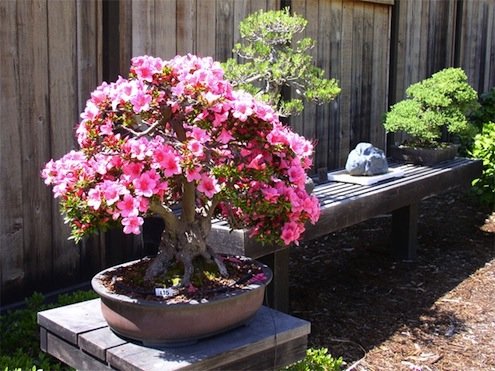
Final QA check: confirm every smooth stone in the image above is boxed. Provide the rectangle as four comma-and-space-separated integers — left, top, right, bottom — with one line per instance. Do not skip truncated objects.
345, 142, 388, 176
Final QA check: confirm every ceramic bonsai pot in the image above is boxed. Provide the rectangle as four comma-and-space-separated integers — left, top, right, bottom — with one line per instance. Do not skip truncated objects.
91, 257, 272, 346
389, 143, 459, 166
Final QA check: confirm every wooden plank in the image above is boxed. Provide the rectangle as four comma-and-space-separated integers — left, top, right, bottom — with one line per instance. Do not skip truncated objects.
338, 0, 353, 166
215, 0, 235, 62
46, 332, 112, 370
216, 336, 308, 370
79, 327, 127, 362
105, 306, 310, 371
37, 299, 107, 345
40, 327, 48, 352
197, 0, 217, 58
350, 0, 365, 148
18, 0, 54, 287
302, 0, 318, 143
360, 0, 394, 5
360, 1, 374, 143
487, 1, 495, 91
370, 3, 390, 149
154, 0, 177, 59
0, 0, 25, 302
316, 0, 331, 171
288, 0, 306, 136
118, 0, 133, 74
131, 0, 154, 56
47, 0, 80, 283
176, 0, 196, 54
328, 0, 343, 169
233, 0, 250, 48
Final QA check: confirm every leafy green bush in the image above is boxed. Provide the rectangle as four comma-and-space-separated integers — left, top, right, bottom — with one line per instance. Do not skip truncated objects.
223, 7, 340, 116
470, 87, 495, 130
384, 68, 478, 147
285, 347, 343, 371
470, 121, 495, 206
0, 290, 97, 370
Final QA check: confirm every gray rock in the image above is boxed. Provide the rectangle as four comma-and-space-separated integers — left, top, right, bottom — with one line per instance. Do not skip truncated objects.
345, 142, 388, 176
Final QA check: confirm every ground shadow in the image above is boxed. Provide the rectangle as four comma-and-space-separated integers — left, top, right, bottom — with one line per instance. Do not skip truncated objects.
288, 189, 495, 363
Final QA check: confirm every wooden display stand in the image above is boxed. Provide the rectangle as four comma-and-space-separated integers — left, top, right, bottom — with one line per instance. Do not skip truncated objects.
38, 299, 310, 370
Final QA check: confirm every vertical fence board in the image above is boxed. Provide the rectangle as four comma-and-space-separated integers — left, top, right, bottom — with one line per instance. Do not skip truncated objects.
457, 0, 495, 93
0, 0, 25, 298
17, 0, 53, 289
302, 0, 319, 144
288, 0, 306, 136
197, 0, 217, 58
370, 4, 389, 148
154, 0, 177, 58
177, 0, 196, 54
47, 0, 80, 282
338, 0, 353, 165
216, 0, 235, 61
316, 0, 331, 170
328, 0, 343, 169
131, 0, 155, 56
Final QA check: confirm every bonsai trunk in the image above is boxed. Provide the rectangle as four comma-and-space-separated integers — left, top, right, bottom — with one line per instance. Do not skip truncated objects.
144, 194, 225, 285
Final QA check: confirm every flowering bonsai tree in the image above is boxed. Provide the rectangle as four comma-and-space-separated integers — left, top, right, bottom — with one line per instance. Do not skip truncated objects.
42, 55, 320, 285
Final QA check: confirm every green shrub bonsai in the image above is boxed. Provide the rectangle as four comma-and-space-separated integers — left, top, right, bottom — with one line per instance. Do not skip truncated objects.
384, 68, 478, 147
222, 7, 341, 117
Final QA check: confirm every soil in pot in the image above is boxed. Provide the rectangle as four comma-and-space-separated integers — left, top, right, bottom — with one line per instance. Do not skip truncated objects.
97, 255, 269, 303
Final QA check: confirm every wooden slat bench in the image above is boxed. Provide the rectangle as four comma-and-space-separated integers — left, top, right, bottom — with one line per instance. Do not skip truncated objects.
38, 299, 310, 370
208, 157, 483, 311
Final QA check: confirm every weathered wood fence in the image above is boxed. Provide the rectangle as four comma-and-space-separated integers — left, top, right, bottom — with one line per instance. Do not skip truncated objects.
1, 0, 494, 305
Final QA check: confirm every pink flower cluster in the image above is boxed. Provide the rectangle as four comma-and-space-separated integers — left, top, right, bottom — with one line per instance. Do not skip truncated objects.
42, 54, 320, 245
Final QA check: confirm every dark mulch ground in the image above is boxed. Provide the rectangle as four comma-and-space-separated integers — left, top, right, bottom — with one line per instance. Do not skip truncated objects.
289, 189, 495, 370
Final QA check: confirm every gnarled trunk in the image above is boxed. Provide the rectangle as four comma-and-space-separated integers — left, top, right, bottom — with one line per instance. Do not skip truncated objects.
144, 214, 227, 285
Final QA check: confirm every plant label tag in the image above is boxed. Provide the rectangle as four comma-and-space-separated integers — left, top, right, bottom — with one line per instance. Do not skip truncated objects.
155, 287, 178, 298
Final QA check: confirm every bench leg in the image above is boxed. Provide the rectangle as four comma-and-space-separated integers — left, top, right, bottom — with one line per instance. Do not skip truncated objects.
391, 203, 418, 261
258, 249, 289, 313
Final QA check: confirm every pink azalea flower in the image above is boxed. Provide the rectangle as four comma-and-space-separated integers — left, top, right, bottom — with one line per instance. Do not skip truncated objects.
185, 166, 202, 182
122, 162, 144, 179
197, 174, 221, 198
122, 216, 144, 235
218, 128, 234, 144
117, 194, 139, 217
87, 188, 102, 210
133, 171, 157, 197
131, 90, 152, 114
101, 180, 123, 205
281, 221, 304, 245
187, 139, 204, 157
157, 151, 181, 177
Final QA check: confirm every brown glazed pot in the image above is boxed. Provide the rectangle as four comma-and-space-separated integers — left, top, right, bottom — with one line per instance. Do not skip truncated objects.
91, 257, 272, 346
389, 143, 459, 165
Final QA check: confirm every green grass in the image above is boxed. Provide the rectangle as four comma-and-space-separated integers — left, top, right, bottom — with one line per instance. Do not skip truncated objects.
0, 291, 98, 371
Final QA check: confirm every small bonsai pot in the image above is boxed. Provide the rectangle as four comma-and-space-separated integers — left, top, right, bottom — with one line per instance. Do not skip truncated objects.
389, 143, 459, 166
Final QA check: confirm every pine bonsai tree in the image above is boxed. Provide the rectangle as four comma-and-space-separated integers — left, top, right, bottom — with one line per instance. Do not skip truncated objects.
223, 7, 341, 117
384, 68, 478, 147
